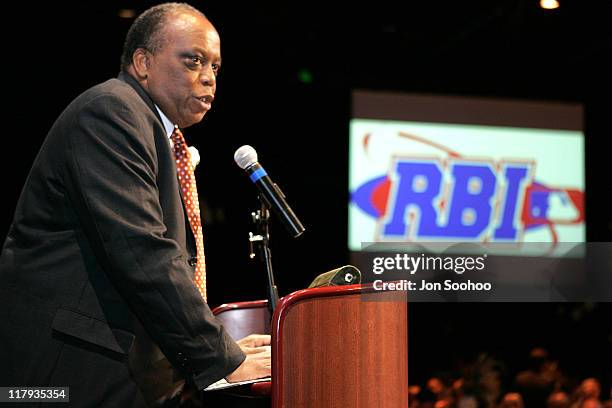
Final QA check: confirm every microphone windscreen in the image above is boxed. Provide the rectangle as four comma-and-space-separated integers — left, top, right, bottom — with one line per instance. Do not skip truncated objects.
234, 145, 258, 169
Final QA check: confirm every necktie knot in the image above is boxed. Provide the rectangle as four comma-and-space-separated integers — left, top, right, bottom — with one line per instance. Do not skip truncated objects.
171, 126, 187, 148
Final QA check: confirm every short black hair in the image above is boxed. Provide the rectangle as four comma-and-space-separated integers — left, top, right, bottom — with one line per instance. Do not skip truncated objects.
120, 2, 206, 71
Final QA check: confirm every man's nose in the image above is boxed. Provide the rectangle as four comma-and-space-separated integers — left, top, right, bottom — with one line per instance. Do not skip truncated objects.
199, 65, 216, 86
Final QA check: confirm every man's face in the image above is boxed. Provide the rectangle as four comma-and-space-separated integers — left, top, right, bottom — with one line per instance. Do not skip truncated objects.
144, 12, 221, 128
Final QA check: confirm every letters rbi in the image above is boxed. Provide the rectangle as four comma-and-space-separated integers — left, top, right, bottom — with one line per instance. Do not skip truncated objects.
382, 160, 530, 240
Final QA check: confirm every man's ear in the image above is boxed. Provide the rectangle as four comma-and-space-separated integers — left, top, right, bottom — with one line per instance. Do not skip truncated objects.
131, 48, 150, 80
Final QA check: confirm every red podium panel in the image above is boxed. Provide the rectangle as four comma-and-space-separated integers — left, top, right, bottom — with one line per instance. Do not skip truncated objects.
271, 285, 408, 408
212, 300, 270, 340
213, 285, 408, 408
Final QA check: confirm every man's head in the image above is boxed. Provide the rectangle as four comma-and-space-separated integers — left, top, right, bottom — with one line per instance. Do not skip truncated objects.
122, 3, 221, 128
580, 378, 602, 400
547, 392, 570, 408
499, 392, 525, 408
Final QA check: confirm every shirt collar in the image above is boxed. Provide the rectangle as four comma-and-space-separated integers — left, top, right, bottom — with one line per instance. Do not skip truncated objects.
154, 105, 176, 139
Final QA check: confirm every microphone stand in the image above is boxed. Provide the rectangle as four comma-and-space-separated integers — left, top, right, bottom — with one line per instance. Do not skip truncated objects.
248, 198, 279, 317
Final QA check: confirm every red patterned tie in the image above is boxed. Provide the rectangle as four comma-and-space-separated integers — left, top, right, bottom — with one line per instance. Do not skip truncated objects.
170, 126, 207, 301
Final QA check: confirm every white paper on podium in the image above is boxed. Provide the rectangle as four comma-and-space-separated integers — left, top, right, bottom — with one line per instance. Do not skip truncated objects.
204, 377, 271, 392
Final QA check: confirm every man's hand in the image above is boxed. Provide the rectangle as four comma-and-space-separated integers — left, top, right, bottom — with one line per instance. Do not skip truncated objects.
225, 334, 271, 383
236, 334, 270, 349
225, 349, 271, 383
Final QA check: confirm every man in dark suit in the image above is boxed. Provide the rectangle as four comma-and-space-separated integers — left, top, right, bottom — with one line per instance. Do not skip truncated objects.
0, 3, 270, 407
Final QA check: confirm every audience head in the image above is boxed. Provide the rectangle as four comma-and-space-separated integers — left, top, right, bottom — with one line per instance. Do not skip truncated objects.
547, 391, 570, 408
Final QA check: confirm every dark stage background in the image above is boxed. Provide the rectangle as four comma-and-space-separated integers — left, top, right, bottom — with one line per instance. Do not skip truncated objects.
2, 0, 611, 390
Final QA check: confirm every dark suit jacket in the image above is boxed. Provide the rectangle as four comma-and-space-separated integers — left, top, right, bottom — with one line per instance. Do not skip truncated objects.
0, 72, 245, 406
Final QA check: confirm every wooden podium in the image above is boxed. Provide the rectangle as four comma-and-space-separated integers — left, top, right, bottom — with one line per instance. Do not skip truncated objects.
213, 284, 408, 408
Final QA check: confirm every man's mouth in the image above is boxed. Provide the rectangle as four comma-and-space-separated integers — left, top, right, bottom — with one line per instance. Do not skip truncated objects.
196, 95, 214, 104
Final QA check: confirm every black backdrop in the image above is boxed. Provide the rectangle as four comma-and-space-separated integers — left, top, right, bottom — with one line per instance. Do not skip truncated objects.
2, 0, 611, 389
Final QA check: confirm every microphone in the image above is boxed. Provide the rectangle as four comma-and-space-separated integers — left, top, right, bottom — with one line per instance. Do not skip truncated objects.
234, 145, 305, 238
